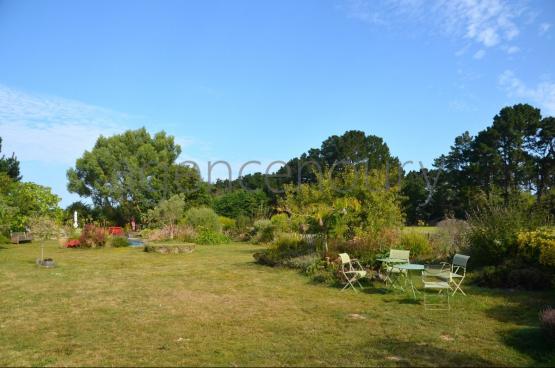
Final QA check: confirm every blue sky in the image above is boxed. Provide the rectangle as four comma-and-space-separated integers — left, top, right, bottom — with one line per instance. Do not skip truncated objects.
0, 0, 554, 207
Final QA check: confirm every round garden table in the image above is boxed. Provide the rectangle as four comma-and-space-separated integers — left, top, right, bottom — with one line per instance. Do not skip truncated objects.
396, 264, 425, 299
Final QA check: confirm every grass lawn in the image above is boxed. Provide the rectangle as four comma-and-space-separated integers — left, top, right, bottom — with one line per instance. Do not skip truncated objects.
1, 241, 554, 367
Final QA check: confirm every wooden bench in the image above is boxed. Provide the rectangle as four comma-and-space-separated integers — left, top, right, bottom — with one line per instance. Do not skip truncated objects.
10, 232, 33, 244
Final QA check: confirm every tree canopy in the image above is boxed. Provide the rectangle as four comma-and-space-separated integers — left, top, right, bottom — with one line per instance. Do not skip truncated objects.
403, 104, 555, 224
67, 128, 207, 224
0, 137, 21, 181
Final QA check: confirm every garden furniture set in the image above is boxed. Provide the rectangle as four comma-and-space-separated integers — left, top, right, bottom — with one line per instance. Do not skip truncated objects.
339, 251, 470, 310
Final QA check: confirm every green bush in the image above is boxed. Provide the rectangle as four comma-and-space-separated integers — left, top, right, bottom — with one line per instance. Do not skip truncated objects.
466, 203, 550, 267
472, 261, 553, 290
218, 216, 236, 233
252, 219, 275, 244
110, 236, 129, 248
183, 207, 221, 233
195, 227, 230, 245
253, 233, 311, 266
0, 233, 9, 244
327, 229, 400, 266
271, 214, 291, 232
398, 231, 432, 258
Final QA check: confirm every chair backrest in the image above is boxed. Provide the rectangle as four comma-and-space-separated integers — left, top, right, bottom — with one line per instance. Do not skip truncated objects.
389, 249, 410, 262
453, 254, 470, 268
339, 253, 351, 265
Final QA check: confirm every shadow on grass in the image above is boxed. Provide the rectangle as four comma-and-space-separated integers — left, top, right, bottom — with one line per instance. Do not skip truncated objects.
372, 338, 496, 367
502, 327, 555, 366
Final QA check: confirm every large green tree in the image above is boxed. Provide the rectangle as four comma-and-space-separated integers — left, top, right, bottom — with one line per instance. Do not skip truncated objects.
67, 128, 206, 223
0, 173, 61, 233
0, 137, 21, 181
404, 104, 554, 224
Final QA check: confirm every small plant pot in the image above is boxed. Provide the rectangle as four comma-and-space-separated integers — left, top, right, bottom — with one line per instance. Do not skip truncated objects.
36, 258, 56, 268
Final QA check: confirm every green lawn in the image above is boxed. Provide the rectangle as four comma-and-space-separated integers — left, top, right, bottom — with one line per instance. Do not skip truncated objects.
0, 242, 554, 367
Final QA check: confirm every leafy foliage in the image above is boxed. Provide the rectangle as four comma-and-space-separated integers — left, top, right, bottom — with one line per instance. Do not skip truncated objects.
517, 228, 555, 267
213, 189, 269, 219
252, 219, 275, 244
465, 202, 550, 267
146, 194, 186, 239
110, 236, 129, 248
0, 137, 21, 181
280, 166, 403, 239
194, 227, 230, 245
398, 231, 432, 258
183, 207, 221, 233
79, 224, 107, 248
67, 128, 208, 224
405, 104, 555, 224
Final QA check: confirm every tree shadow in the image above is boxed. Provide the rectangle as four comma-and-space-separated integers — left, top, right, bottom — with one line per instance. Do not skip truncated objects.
370, 338, 496, 367
502, 327, 555, 365
484, 291, 555, 365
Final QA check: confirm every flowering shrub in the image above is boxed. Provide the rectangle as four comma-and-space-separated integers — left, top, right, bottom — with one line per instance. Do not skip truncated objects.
517, 228, 555, 267
540, 307, 555, 341
79, 224, 107, 248
65, 239, 80, 248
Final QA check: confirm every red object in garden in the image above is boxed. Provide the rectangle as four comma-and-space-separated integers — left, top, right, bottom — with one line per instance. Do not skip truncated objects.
65, 239, 80, 248
108, 227, 125, 236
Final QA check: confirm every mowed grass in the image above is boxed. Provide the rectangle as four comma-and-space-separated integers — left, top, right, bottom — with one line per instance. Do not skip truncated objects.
1, 242, 554, 367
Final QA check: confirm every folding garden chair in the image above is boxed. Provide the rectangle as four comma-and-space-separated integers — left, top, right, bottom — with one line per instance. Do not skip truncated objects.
382, 249, 410, 289
424, 254, 470, 296
338, 253, 367, 292
421, 272, 451, 311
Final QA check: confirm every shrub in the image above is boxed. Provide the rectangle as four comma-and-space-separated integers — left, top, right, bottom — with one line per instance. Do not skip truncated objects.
540, 307, 555, 342
252, 219, 275, 244
79, 224, 107, 248
110, 236, 129, 248
432, 219, 469, 258
517, 228, 555, 267
65, 239, 80, 248
183, 207, 221, 233
271, 214, 291, 232
0, 234, 9, 244
327, 228, 400, 266
466, 203, 549, 267
254, 233, 311, 266
282, 253, 321, 271
195, 227, 230, 245
472, 261, 553, 290
218, 216, 236, 233
144, 225, 197, 243
175, 225, 197, 243
398, 231, 432, 259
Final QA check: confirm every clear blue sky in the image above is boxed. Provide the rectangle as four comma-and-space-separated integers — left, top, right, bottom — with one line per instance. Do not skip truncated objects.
0, 0, 554, 206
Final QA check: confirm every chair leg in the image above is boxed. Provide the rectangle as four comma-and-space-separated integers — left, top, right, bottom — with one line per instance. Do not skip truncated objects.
451, 279, 467, 296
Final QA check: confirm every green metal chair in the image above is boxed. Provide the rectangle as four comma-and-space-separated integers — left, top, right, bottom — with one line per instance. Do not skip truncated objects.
424, 254, 470, 296
383, 249, 410, 288
422, 272, 451, 311
339, 253, 367, 292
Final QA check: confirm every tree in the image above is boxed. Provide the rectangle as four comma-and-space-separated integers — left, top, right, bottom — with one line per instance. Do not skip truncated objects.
67, 128, 205, 223
146, 194, 186, 239
213, 189, 269, 219
404, 104, 554, 224
0, 137, 21, 181
280, 167, 403, 239
276, 130, 400, 187
0, 178, 61, 233
29, 215, 60, 263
